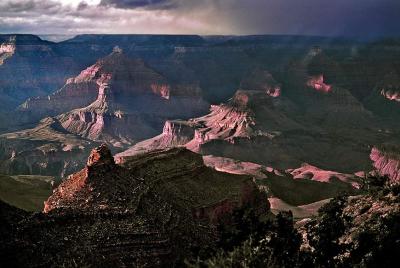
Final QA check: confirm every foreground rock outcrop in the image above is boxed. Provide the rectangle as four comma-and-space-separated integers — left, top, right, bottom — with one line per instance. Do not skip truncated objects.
302, 189, 400, 267
1, 145, 268, 267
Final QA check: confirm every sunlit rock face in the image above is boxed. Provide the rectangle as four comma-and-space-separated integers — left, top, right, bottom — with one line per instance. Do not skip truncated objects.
151, 84, 170, 99
18, 50, 209, 147
162, 120, 197, 144
363, 72, 400, 122
0, 36, 16, 65
118, 68, 379, 174
0, 49, 210, 174
19, 50, 170, 118
28, 145, 269, 266
239, 69, 281, 97
381, 89, 400, 102
306, 74, 332, 93
378, 73, 400, 102
203, 155, 360, 219
370, 146, 400, 183
288, 163, 362, 188
117, 90, 267, 156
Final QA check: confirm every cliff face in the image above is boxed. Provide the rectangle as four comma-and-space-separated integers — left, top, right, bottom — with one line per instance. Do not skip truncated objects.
16, 50, 209, 147
19, 50, 207, 117
0, 36, 16, 65
370, 146, 400, 183
1, 145, 269, 267
18, 79, 99, 120
377, 72, 400, 102
306, 74, 332, 93
0, 50, 211, 175
381, 89, 400, 102
118, 77, 377, 173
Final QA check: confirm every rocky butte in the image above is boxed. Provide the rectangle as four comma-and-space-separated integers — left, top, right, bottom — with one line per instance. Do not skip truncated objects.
1, 145, 269, 267
19, 49, 209, 142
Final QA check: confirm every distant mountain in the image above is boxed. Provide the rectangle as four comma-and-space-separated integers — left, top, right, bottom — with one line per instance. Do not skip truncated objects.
0, 35, 96, 112
1, 33, 400, 179
19, 49, 209, 139
0, 50, 209, 176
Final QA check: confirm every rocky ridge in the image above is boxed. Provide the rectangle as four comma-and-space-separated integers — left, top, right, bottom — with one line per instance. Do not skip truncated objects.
202, 155, 361, 219
0, 117, 95, 177
0, 50, 210, 175
16, 50, 209, 147
370, 146, 400, 182
117, 71, 378, 173
1, 144, 268, 267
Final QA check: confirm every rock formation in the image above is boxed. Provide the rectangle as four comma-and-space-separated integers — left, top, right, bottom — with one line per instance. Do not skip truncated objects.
1, 145, 268, 267
0, 36, 16, 65
117, 77, 377, 173
378, 72, 400, 102
203, 155, 361, 219
0, 34, 92, 114
370, 146, 400, 183
239, 69, 281, 97
306, 74, 332, 93
16, 50, 209, 147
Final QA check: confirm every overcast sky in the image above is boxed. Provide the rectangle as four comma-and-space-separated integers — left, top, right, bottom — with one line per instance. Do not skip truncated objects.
0, 0, 399, 38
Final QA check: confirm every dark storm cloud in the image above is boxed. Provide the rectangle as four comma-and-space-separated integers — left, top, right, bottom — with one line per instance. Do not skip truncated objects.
223, 0, 400, 38
93, 0, 400, 37
0, 0, 399, 38
0, 0, 62, 13
100, 0, 177, 10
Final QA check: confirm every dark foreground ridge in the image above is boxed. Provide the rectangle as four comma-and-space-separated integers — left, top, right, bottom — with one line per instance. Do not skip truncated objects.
0, 145, 268, 267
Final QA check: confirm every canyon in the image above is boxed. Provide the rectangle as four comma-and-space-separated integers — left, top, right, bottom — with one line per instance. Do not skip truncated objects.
0, 34, 399, 191
0, 34, 400, 267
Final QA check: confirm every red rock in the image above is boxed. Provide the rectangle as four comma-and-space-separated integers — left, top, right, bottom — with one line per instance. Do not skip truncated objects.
18, 50, 209, 136
86, 144, 115, 167
378, 73, 400, 102
370, 146, 400, 182
0, 36, 16, 65
239, 69, 281, 97
306, 74, 332, 93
